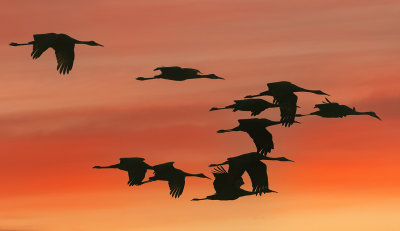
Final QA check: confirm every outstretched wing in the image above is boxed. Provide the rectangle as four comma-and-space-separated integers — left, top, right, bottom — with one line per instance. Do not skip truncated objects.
278, 93, 298, 127
181, 67, 202, 75
31, 33, 57, 59
246, 161, 270, 195
246, 127, 274, 156
54, 42, 75, 75
168, 174, 185, 198
127, 165, 148, 186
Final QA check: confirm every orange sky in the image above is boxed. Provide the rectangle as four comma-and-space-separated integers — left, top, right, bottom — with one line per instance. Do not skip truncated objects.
1, 0, 399, 230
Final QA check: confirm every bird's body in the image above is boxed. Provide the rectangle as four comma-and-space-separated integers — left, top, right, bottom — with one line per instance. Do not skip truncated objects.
297, 98, 381, 120
136, 66, 224, 81
192, 166, 260, 201
208, 152, 292, 195
210, 99, 278, 116
245, 81, 329, 126
217, 118, 283, 155
142, 162, 210, 198
10, 33, 103, 74
93, 157, 152, 186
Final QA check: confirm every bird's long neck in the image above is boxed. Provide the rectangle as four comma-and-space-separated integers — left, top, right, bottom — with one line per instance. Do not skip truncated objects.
210, 107, 227, 111
217, 127, 240, 133
198, 74, 224, 80
293, 86, 325, 95
261, 156, 294, 162
74, 40, 92, 45
352, 111, 369, 116
295, 113, 316, 117
245, 90, 271, 98
136, 77, 157, 81
93, 164, 120, 169
183, 172, 206, 179
268, 121, 282, 127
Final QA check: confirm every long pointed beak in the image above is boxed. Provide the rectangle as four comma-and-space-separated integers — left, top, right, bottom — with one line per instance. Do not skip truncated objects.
98, 44, 104, 47
374, 115, 382, 120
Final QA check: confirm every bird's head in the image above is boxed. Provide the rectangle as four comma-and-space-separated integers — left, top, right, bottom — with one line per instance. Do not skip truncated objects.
366, 112, 381, 120
87, 41, 104, 47
276, 157, 294, 162
313, 90, 329, 96
207, 74, 224, 80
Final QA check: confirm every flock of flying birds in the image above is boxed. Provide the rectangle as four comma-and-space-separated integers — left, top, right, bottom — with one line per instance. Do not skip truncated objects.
10, 33, 381, 201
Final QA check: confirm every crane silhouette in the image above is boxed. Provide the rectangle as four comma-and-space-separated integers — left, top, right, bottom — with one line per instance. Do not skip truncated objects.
245, 81, 329, 127
141, 162, 210, 198
192, 166, 270, 201
208, 152, 292, 196
217, 118, 298, 155
93, 157, 153, 186
296, 98, 381, 120
136, 66, 224, 81
210, 99, 278, 116
10, 33, 103, 75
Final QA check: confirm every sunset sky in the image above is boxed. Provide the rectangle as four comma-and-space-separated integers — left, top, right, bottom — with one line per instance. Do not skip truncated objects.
1, 0, 399, 230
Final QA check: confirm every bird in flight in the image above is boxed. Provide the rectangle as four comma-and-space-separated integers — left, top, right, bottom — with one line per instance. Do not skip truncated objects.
93, 157, 153, 186
10, 33, 103, 75
217, 118, 298, 155
192, 166, 267, 201
210, 98, 279, 116
136, 66, 224, 81
245, 81, 329, 127
209, 152, 292, 196
141, 162, 210, 198
297, 98, 381, 120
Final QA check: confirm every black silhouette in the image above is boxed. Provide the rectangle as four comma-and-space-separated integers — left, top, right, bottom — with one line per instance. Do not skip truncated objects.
208, 152, 292, 195
245, 81, 329, 127
141, 162, 210, 198
93, 157, 153, 186
10, 33, 103, 74
210, 99, 278, 116
297, 98, 381, 120
217, 118, 298, 155
136, 66, 224, 81
192, 166, 268, 201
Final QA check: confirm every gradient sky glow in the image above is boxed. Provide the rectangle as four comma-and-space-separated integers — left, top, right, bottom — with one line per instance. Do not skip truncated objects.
1, 0, 400, 230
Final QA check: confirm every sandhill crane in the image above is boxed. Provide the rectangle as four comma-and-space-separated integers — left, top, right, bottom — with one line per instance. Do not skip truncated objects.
10, 33, 103, 74
141, 162, 210, 198
297, 98, 381, 120
210, 99, 278, 116
192, 166, 274, 201
217, 118, 298, 155
245, 81, 329, 127
209, 152, 292, 195
136, 66, 224, 81
93, 157, 152, 186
